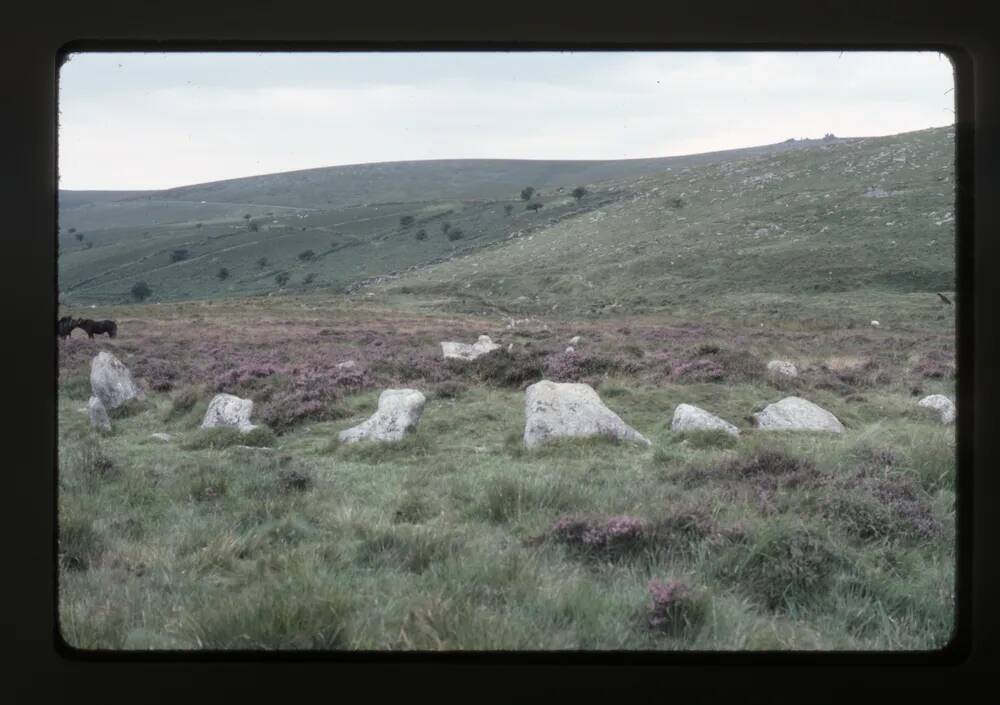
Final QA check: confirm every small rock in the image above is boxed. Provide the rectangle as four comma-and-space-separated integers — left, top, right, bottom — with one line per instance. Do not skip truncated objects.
150, 432, 172, 442
670, 403, 740, 436
441, 335, 501, 361
201, 393, 257, 433
523, 380, 650, 448
335, 360, 357, 370
766, 360, 799, 378
339, 389, 426, 444
753, 396, 844, 433
871, 320, 880, 327
565, 346, 575, 353
918, 394, 956, 424
569, 336, 581, 345
88, 396, 111, 433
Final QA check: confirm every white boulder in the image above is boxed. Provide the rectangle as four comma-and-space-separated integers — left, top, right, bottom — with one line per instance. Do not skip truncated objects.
150, 432, 172, 442
441, 335, 501, 361
523, 380, 651, 449
335, 360, 357, 370
569, 336, 581, 345
871, 320, 880, 327
201, 393, 257, 432
753, 396, 844, 433
338, 389, 426, 444
671, 403, 740, 437
766, 360, 798, 378
565, 346, 575, 354
88, 396, 111, 433
90, 351, 145, 410
918, 394, 956, 424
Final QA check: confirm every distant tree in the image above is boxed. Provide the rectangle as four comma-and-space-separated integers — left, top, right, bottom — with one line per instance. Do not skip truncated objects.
243, 214, 251, 221
504, 204, 513, 216
415, 229, 427, 241
131, 281, 152, 301
447, 228, 465, 241
303, 273, 316, 285
170, 249, 189, 262
526, 202, 543, 212
248, 222, 259, 232
298, 249, 316, 262
572, 186, 588, 201
74, 232, 84, 242
441, 221, 451, 234
520, 186, 535, 201
256, 256, 268, 269
400, 215, 415, 228
275, 272, 290, 287
217, 267, 229, 280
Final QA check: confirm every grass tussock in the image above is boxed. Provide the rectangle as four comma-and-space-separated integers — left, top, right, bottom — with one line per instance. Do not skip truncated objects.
182, 426, 276, 450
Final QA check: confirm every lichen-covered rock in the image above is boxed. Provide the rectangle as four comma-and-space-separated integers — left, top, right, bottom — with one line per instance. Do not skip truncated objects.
90, 351, 144, 410
670, 403, 740, 437
201, 393, 257, 432
338, 389, 426, 444
766, 360, 798, 378
441, 335, 501, 361
523, 380, 651, 448
753, 396, 844, 433
918, 394, 956, 424
88, 395, 111, 433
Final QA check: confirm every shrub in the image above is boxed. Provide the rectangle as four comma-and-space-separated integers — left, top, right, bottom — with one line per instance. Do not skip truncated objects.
520, 186, 535, 201
526, 202, 543, 212
170, 249, 189, 263
504, 204, 513, 216
74, 232, 84, 241
131, 281, 152, 301
671, 197, 686, 208
276, 463, 314, 493
447, 229, 464, 241
303, 273, 316, 285
415, 229, 427, 241
275, 272, 290, 287
715, 524, 844, 611
256, 257, 268, 269
400, 215, 415, 228
248, 222, 259, 232
217, 267, 229, 280
647, 579, 707, 635
165, 384, 207, 422
572, 186, 588, 200
432, 380, 466, 399
59, 516, 104, 571
550, 515, 652, 560
441, 222, 451, 234
456, 349, 546, 389
298, 249, 316, 262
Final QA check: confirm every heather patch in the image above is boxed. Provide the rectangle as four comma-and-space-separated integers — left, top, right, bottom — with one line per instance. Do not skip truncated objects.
545, 350, 642, 386
911, 349, 955, 380
646, 579, 708, 636
182, 426, 276, 450
549, 515, 652, 561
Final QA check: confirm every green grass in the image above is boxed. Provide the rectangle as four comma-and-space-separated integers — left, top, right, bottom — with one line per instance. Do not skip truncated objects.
58, 373, 955, 650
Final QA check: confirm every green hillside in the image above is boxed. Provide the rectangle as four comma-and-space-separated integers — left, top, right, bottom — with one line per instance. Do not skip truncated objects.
374, 126, 955, 324
57, 127, 954, 311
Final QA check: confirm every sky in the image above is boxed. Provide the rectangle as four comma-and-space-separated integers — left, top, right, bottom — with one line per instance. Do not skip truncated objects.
58, 51, 955, 191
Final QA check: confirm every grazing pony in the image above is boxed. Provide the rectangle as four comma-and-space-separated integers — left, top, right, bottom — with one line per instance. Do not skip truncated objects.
57, 316, 78, 339
75, 318, 118, 339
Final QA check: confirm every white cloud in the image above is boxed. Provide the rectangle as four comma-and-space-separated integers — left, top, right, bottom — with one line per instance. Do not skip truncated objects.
58, 51, 955, 190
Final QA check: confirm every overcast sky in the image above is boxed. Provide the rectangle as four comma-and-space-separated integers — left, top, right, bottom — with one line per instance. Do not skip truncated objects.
58, 51, 955, 191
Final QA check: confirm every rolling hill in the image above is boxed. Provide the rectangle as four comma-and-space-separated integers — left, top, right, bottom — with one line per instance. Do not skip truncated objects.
57, 127, 954, 316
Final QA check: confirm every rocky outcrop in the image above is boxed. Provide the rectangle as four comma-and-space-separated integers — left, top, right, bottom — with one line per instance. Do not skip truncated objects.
753, 396, 844, 433
670, 403, 740, 437
523, 380, 651, 448
90, 351, 144, 410
338, 389, 426, 443
441, 335, 501, 361
918, 394, 956, 424
201, 393, 257, 432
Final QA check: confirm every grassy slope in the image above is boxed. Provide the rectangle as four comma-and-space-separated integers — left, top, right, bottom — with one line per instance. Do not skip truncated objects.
378, 126, 955, 323
57, 135, 880, 306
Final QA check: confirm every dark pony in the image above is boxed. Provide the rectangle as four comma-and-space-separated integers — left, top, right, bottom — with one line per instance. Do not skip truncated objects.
75, 318, 118, 339
57, 316, 78, 339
